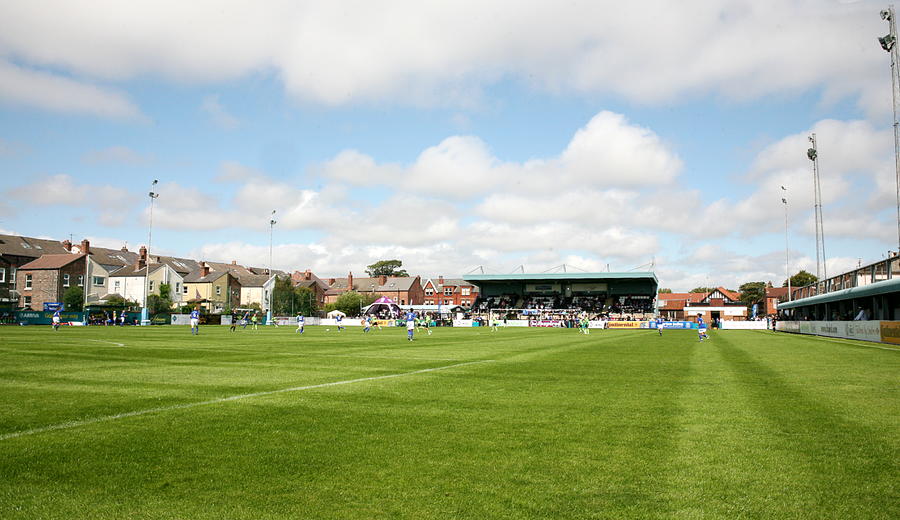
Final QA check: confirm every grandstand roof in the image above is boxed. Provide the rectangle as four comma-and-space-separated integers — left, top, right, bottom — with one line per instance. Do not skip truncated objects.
464, 272, 657, 283
777, 277, 900, 310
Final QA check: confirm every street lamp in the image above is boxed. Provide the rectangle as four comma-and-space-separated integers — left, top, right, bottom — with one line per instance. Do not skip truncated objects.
782, 186, 791, 302
266, 209, 276, 325
141, 180, 159, 326
880, 6, 900, 251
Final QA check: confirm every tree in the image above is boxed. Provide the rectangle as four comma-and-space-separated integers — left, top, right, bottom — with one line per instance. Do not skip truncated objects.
147, 283, 174, 314
105, 294, 127, 307
783, 270, 817, 288
271, 276, 319, 316
63, 286, 84, 312
658, 288, 673, 293
329, 291, 377, 317
689, 287, 715, 293
365, 259, 408, 277
738, 282, 767, 308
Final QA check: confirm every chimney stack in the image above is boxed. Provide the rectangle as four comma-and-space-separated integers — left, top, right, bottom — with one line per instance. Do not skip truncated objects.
200, 262, 210, 278
80, 239, 90, 255
62, 239, 72, 252
231, 260, 237, 265
379, 275, 387, 285
120, 244, 129, 252
439, 275, 444, 285
347, 271, 354, 290
305, 269, 312, 280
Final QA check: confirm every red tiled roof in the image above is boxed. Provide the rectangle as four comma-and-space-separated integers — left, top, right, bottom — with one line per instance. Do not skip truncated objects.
18, 253, 85, 270
766, 286, 789, 298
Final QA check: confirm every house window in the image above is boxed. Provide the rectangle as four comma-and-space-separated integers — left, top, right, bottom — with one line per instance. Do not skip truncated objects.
0, 267, 5, 283
93, 276, 105, 286
77, 275, 83, 286
216, 286, 221, 296
149, 280, 154, 292
461, 288, 470, 296
10, 268, 15, 284
175, 282, 181, 294
463, 299, 469, 306
23, 295, 31, 306
114, 280, 120, 292
425, 289, 434, 296
25, 274, 32, 290
183, 285, 188, 294
63, 274, 70, 287
444, 288, 453, 296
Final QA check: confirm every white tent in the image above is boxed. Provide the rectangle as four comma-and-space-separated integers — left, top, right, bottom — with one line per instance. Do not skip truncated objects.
326, 309, 347, 318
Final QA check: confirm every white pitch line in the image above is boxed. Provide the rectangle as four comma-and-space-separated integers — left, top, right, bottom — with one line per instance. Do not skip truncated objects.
0, 359, 494, 442
85, 339, 125, 347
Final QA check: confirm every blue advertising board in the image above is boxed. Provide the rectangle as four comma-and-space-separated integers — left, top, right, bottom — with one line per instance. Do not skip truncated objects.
43, 302, 64, 312
660, 321, 697, 329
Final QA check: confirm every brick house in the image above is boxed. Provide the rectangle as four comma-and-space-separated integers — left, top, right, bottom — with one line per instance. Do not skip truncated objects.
16, 254, 87, 311
292, 269, 329, 307
657, 287, 747, 322
0, 234, 70, 308
763, 286, 789, 316
421, 276, 479, 308
325, 272, 425, 306
183, 263, 242, 313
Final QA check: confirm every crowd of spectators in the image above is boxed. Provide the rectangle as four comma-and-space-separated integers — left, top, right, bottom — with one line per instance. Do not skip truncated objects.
472, 293, 654, 320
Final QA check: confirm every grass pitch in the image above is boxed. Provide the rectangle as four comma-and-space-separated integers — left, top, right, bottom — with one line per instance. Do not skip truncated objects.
0, 325, 897, 519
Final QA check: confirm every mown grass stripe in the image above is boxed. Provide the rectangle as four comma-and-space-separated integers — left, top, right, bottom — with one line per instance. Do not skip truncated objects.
0, 359, 494, 442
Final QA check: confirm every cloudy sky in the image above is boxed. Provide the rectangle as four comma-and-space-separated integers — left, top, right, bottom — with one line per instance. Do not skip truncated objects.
0, 0, 896, 290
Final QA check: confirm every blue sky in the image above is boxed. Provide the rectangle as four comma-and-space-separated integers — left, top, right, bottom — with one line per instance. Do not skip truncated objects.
0, 1, 896, 290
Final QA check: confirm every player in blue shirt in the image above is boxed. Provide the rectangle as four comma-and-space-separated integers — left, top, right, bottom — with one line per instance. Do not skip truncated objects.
697, 316, 708, 341
405, 309, 416, 341
296, 313, 304, 334
363, 315, 371, 333
190, 307, 200, 335
656, 316, 664, 336
336, 314, 344, 332
52, 309, 61, 331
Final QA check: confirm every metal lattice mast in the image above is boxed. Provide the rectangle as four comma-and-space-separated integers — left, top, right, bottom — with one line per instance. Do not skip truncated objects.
880, 6, 900, 251
807, 134, 827, 284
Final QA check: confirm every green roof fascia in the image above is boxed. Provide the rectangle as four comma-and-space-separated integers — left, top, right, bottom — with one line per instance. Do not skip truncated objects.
463, 272, 658, 283
778, 276, 900, 310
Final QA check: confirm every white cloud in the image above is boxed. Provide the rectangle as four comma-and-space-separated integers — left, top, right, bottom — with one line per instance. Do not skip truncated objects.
82, 145, 153, 165
6, 174, 136, 209
322, 111, 683, 197
0, 60, 142, 119
200, 94, 239, 130
0, 2, 884, 110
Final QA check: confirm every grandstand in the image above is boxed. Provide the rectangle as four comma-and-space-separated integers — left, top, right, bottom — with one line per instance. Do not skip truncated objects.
778, 252, 900, 320
464, 272, 658, 320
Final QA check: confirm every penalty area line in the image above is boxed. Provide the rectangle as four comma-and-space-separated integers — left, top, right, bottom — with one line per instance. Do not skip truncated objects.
0, 359, 494, 442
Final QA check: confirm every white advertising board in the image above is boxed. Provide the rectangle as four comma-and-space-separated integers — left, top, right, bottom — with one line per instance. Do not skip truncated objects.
720, 321, 768, 330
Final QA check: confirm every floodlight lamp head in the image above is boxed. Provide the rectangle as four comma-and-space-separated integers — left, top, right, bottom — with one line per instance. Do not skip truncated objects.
807, 148, 817, 161
881, 9, 891, 21
152, 179, 158, 186
880, 35, 896, 51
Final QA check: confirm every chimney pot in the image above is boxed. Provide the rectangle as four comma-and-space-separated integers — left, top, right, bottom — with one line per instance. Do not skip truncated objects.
232, 260, 237, 265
